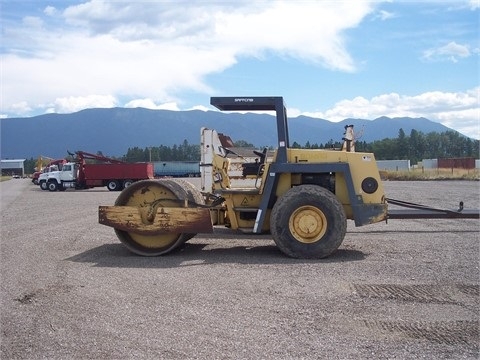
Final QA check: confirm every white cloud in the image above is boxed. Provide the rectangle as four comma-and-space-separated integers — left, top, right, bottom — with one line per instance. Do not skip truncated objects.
2, 1, 477, 140
125, 99, 179, 111
49, 95, 118, 113
374, 10, 396, 21
8, 101, 32, 115
44, 6, 57, 17
422, 41, 471, 63
22, 16, 44, 29
210, 1, 372, 71
300, 87, 480, 139
437, 108, 480, 139
469, 0, 480, 10
1, 1, 376, 117
190, 105, 210, 112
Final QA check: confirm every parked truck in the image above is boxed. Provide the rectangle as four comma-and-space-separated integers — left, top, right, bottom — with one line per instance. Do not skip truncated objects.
32, 156, 60, 184
45, 151, 153, 191
37, 159, 68, 190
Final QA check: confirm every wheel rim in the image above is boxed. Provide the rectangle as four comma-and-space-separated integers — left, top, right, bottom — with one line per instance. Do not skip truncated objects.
114, 180, 184, 254
288, 205, 327, 244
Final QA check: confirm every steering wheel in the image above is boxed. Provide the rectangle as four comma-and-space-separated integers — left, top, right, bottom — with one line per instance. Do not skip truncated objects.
253, 148, 267, 164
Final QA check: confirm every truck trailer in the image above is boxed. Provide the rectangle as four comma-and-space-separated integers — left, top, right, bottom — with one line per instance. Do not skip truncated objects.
45, 151, 153, 191
154, 161, 200, 177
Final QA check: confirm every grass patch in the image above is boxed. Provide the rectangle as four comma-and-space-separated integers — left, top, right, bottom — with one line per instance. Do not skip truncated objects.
381, 168, 480, 181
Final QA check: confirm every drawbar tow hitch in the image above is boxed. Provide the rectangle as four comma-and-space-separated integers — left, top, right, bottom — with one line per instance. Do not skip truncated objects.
386, 198, 480, 220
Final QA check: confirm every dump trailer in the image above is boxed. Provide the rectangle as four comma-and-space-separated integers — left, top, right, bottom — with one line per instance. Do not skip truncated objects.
98, 96, 479, 259
46, 151, 153, 191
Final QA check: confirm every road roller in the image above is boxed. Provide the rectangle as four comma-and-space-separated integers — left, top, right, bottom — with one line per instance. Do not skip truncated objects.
99, 96, 479, 259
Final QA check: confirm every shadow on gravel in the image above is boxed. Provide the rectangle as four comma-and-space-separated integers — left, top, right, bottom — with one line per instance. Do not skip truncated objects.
66, 242, 367, 268
351, 229, 479, 234
29, 187, 113, 193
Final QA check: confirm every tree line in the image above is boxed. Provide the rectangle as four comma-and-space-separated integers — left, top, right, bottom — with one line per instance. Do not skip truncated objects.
123, 129, 479, 163
123, 140, 200, 163
23, 129, 479, 173
292, 129, 479, 164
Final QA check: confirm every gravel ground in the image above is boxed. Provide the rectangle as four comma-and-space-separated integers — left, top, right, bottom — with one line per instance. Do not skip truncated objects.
1, 178, 479, 359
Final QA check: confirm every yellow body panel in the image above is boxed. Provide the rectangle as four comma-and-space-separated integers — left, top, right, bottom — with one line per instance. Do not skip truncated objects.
269, 149, 386, 220
220, 190, 270, 231
216, 148, 386, 229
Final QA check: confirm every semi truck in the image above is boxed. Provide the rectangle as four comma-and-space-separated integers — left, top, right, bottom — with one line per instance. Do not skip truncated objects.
45, 151, 153, 191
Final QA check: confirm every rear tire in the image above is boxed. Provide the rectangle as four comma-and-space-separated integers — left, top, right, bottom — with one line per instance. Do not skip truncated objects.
270, 185, 346, 259
40, 181, 47, 190
123, 179, 133, 189
47, 181, 58, 192
107, 180, 120, 191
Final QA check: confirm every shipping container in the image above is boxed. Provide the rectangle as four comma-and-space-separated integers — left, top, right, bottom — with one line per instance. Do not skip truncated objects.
154, 161, 200, 177
438, 157, 475, 169
376, 160, 410, 171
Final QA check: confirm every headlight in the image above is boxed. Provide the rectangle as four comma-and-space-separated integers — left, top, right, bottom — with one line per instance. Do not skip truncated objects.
361, 177, 378, 194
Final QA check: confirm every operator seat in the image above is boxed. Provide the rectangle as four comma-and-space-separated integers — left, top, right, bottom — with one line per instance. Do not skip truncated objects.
242, 148, 267, 177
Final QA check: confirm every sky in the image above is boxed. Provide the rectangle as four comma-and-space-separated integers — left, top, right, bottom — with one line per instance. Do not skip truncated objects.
1, 0, 479, 139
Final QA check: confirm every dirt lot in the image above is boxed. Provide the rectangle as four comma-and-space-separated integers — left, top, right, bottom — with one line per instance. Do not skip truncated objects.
1, 179, 479, 359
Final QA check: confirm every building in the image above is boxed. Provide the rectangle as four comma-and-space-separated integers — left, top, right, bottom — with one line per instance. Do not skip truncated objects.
376, 159, 411, 171
0, 159, 26, 177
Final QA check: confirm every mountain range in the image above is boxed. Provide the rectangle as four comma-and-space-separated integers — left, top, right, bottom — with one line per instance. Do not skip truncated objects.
1, 107, 456, 159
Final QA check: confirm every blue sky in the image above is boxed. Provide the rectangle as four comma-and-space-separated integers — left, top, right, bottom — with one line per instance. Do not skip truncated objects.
1, 0, 479, 139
